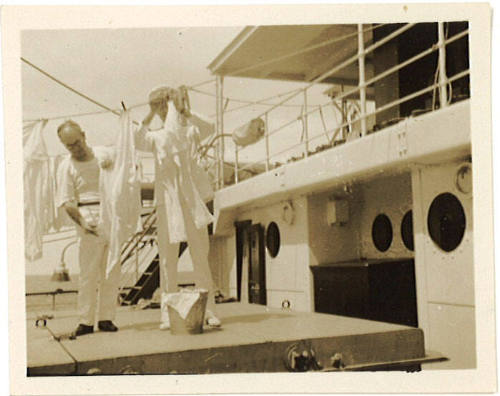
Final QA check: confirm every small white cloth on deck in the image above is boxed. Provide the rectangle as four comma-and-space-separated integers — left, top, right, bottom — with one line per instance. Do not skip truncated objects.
164, 289, 208, 320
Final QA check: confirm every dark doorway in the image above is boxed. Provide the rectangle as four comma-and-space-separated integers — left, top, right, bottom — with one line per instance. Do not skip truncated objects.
248, 224, 266, 305
235, 221, 267, 305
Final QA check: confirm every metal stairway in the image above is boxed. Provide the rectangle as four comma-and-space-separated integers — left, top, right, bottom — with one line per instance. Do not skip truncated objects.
121, 253, 160, 306
118, 208, 190, 306
118, 209, 158, 306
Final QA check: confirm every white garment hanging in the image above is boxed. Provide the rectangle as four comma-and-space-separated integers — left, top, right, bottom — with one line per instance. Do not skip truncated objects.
51, 154, 73, 231
99, 110, 142, 276
135, 102, 214, 244
23, 119, 54, 261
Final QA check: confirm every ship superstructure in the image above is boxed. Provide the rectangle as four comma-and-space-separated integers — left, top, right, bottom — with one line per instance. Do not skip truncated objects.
204, 22, 473, 369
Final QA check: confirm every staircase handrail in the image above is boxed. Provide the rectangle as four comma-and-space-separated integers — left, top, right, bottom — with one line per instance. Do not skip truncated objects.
120, 209, 157, 266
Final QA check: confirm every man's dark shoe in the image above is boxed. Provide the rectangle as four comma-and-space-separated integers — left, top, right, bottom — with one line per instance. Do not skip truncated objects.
98, 320, 118, 332
72, 324, 94, 337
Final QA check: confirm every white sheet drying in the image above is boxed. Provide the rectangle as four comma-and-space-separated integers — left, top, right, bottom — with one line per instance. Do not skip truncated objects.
23, 119, 54, 261
99, 110, 142, 276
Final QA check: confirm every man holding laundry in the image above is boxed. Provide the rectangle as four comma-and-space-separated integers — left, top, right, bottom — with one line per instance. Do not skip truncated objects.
135, 86, 221, 329
56, 120, 121, 337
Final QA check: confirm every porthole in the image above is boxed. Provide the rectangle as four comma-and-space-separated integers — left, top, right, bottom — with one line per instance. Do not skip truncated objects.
455, 163, 472, 195
372, 214, 393, 252
266, 222, 281, 258
401, 210, 414, 251
427, 192, 466, 252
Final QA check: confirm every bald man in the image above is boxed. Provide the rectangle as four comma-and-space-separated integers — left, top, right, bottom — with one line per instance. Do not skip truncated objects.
56, 120, 120, 337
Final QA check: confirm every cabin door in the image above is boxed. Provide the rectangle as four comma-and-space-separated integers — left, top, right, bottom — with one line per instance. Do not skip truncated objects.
248, 224, 266, 305
235, 221, 266, 305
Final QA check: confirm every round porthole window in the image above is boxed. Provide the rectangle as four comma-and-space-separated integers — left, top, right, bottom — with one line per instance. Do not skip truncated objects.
266, 222, 281, 258
372, 214, 393, 252
401, 210, 414, 251
427, 192, 466, 252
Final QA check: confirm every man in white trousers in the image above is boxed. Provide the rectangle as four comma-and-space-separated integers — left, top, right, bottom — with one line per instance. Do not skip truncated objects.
135, 86, 221, 329
56, 120, 120, 337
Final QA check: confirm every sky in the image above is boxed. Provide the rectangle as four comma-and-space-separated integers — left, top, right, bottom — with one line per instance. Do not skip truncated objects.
21, 26, 341, 175
22, 27, 243, 153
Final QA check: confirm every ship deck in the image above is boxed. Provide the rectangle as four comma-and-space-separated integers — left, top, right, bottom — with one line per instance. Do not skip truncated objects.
27, 301, 444, 375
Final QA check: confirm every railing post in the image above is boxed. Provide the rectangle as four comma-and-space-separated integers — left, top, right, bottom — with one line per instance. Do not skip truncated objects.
341, 98, 347, 140
135, 247, 139, 283
303, 89, 309, 157
265, 112, 270, 171
437, 22, 448, 108
357, 24, 368, 136
234, 145, 239, 184
216, 75, 225, 188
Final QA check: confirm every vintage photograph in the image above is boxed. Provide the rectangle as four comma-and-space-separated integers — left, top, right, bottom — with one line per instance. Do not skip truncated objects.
3, 3, 495, 394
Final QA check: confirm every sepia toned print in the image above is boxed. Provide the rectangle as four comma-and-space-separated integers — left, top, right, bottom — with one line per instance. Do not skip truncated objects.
3, 3, 495, 395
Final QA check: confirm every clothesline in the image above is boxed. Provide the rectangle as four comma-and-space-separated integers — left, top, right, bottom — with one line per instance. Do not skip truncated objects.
22, 63, 310, 123
22, 57, 121, 117
23, 84, 308, 123
22, 24, 380, 123
230, 23, 415, 134
22, 23, 383, 142
20, 139, 155, 161
22, 57, 216, 122
23, 108, 115, 123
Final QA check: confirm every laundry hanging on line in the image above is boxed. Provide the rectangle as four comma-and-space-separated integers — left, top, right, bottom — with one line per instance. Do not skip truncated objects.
99, 109, 143, 277
50, 154, 74, 231
135, 101, 214, 244
23, 119, 53, 261
23, 113, 143, 268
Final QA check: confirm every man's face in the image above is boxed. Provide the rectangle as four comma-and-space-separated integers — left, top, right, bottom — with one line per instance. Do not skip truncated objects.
149, 87, 170, 119
59, 124, 87, 160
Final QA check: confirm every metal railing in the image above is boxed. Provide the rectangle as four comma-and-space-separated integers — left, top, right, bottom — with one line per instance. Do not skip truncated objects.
117, 209, 158, 297
201, 22, 469, 189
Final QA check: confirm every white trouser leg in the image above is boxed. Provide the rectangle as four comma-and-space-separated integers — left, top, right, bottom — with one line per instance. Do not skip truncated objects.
78, 233, 108, 326
97, 254, 121, 322
156, 205, 180, 294
181, 203, 216, 311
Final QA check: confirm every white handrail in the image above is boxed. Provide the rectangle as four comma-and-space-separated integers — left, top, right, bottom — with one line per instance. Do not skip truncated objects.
224, 69, 469, 178
205, 27, 467, 170
331, 29, 468, 105
303, 90, 309, 157
210, 24, 469, 188
358, 24, 368, 137
438, 22, 449, 109
232, 23, 416, 133
265, 112, 270, 172
229, 28, 468, 162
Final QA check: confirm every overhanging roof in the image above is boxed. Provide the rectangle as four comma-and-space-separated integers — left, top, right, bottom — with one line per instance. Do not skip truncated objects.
208, 25, 374, 86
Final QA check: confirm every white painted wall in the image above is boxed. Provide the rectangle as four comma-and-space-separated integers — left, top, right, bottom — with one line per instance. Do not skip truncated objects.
358, 173, 414, 259
306, 173, 413, 268
222, 196, 312, 312
307, 187, 362, 266
209, 234, 235, 297
411, 160, 475, 369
